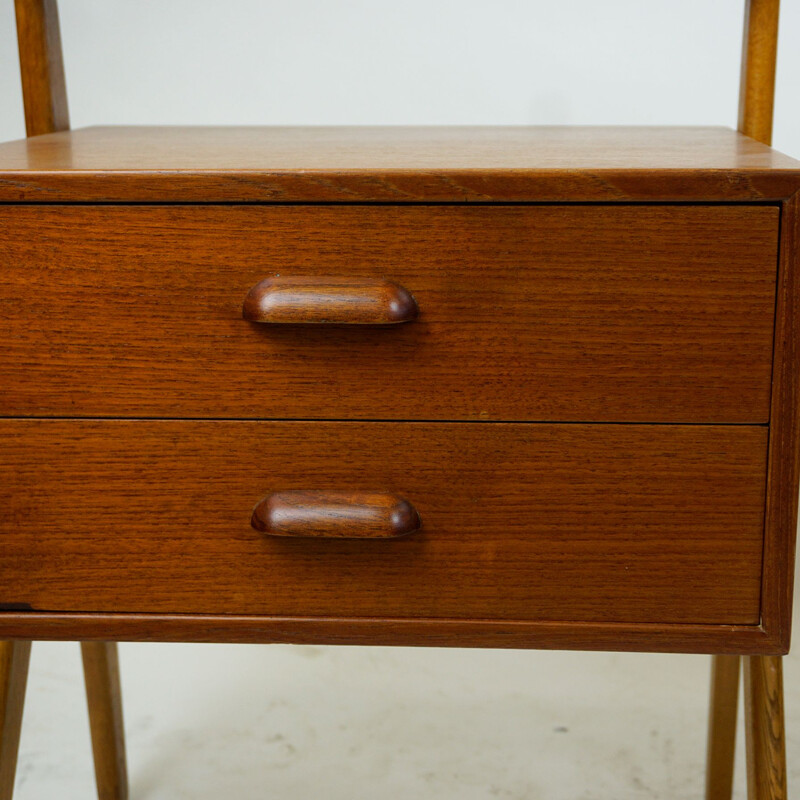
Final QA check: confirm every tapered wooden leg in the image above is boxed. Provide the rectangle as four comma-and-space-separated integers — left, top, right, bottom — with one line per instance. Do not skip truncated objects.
744, 655, 787, 800
0, 641, 31, 800
706, 655, 742, 800
81, 642, 128, 800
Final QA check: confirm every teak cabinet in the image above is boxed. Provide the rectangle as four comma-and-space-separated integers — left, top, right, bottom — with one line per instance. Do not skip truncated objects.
1, 1, 798, 799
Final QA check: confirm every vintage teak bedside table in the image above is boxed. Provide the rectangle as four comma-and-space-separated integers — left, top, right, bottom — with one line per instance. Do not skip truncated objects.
1, 1, 799, 798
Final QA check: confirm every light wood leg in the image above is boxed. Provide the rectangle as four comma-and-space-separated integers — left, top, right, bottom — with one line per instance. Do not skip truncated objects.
81, 642, 128, 800
744, 655, 787, 800
0, 641, 31, 800
707, 655, 742, 800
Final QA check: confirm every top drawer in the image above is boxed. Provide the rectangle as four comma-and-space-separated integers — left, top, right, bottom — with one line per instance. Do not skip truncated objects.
0, 204, 778, 422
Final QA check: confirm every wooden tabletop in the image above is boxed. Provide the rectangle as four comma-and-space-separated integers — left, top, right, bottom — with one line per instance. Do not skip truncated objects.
0, 125, 798, 202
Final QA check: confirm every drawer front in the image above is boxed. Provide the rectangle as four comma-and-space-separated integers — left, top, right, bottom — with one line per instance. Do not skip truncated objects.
0, 204, 778, 422
0, 421, 767, 624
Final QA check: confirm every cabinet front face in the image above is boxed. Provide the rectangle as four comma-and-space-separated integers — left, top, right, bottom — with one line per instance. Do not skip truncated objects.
0, 194, 793, 655
0, 420, 768, 625
0, 204, 779, 423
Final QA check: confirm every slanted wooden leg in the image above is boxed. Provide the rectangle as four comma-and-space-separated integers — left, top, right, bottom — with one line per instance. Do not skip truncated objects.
707, 655, 742, 800
744, 655, 787, 800
81, 642, 128, 800
0, 641, 31, 800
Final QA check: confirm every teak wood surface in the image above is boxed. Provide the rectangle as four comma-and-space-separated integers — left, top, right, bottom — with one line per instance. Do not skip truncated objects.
8, 4, 133, 800
4, 2, 797, 798
13, 0, 68, 138
745, 656, 787, 800
0, 126, 799, 202
739, 0, 781, 146
706, 655, 742, 800
0, 642, 30, 800
0, 421, 767, 628
80, 642, 128, 800
0, 204, 779, 423
242, 277, 419, 325
251, 491, 422, 539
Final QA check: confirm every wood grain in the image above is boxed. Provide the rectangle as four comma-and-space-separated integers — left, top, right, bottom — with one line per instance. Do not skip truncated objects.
0, 420, 767, 626
252, 491, 421, 539
0, 126, 798, 202
739, 0, 781, 146
760, 191, 800, 652
0, 3, 794, 794
0, 641, 30, 800
0, 613, 782, 655
744, 656, 786, 800
81, 643, 128, 800
706, 655, 741, 800
14, 0, 69, 138
242, 277, 418, 325
0, 204, 779, 423
14, 8, 132, 796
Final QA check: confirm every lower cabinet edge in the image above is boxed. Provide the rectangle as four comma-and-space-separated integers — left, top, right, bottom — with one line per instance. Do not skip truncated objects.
0, 611, 780, 655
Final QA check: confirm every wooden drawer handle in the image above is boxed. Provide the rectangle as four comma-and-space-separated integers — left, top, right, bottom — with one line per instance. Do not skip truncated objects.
251, 491, 422, 539
242, 277, 418, 324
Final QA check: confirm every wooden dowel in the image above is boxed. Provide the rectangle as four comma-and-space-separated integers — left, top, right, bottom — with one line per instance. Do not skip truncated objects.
81, 643, 129, 800
738, 0, 780, 146
0, 642, 32, 800
14, 0, 70, 137
706, 655, 741, 800
744, 656, 787, 800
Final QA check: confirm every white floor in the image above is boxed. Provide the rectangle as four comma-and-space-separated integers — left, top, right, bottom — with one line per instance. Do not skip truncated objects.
11, 616, 800, 799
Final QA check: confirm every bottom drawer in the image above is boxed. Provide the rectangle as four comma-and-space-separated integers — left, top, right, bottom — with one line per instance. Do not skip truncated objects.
0, 421, 766, 625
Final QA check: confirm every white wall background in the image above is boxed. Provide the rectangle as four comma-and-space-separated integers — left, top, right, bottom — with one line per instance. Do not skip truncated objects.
1, 0, 799, 155
2, 3, 800, 799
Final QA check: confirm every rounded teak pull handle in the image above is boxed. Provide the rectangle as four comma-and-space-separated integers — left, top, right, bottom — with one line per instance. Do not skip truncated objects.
251, 491, 421, 539
242, 277, 418, 324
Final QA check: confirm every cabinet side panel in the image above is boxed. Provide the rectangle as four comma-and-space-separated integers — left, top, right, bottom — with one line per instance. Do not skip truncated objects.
762, 191, 800, 649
